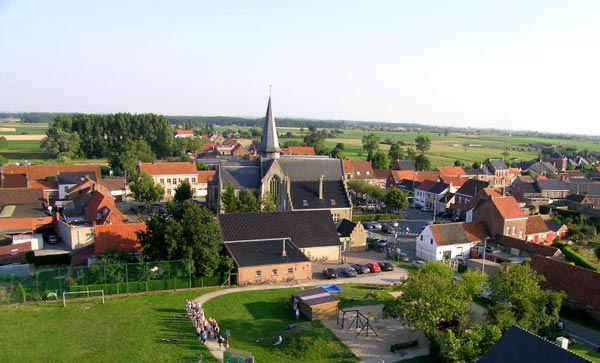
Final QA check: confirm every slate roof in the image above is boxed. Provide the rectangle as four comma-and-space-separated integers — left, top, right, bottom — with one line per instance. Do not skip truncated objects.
428, 181, 449, 194
512, 177, 540, 195
478, 325, 591, 363
392, 160, 415, 170
0, 188, 44, 205
531, 255, 600, 311
567, 181, 600, 197
290, 180, 350, 210
218, 210, 341, 248
276, 157, 344, 181
57, 171, 97, 185
224, 238, 309, 268
336, 219, 357, 237
485, 159, 508, 172
496, 236, 561, 257
429, 221, 489, 246
455, 179, 489, 198
220, 166, 261, 189
537, 179, 569, 192
258, 96, 281, 154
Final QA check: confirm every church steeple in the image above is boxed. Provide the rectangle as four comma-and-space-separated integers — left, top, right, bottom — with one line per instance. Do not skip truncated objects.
258, 95, 281, 159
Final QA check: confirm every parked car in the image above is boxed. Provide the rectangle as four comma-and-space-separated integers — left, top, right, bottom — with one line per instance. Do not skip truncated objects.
383, 224, 395, 234
322, 268, 338, 279
362, 221, 373, 229
390, 220, 399, 228
47, 234, 58, 244
352, 263, 370, 274
398, 252, 410, 262
378, 261, 394, 271
371, 221, 382, 230
366, 262, 382, 273
341, 266, 358, 277
412, 260, 426, 269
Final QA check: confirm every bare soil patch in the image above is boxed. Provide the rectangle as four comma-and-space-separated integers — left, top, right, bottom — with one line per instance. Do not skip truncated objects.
2, 134, 46, 140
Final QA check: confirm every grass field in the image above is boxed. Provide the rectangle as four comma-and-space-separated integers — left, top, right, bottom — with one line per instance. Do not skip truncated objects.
0, 284, 390, 363
0, 122, 49, 135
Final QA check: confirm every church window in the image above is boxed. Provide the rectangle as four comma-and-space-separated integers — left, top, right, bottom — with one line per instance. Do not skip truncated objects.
269, 176, 280, 201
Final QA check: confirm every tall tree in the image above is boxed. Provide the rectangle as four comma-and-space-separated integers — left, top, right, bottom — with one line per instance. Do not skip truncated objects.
384, 188, 408, 211
388, 141, 405, 162
330, 143, 346, 159
371, 150, 390, 169
415, 154, 431, 171
138, 201, 225, 276
0, 136, 8, 150
174, 180, 193, 203
361, 133, 380, 154
261, 194, 276, 212
129, 172, 164, 204
110, 139, 156, 177
222, 183, 239, 213
238, 190, 260, 212
415, 135, 431, 153
41, 117, 81, 159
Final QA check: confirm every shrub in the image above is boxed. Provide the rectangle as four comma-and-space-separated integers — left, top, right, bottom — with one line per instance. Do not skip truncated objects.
562, 245, 597, 271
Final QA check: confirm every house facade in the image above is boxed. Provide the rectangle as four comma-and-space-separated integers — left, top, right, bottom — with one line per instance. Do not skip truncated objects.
138, 161, 205, 201
416, 221, 489, 262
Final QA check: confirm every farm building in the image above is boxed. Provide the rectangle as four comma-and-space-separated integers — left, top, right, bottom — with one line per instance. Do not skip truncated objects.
293, 287, 339, 321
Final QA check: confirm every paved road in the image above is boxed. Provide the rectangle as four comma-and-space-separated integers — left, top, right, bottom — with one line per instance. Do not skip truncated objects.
562, 318, 600, 350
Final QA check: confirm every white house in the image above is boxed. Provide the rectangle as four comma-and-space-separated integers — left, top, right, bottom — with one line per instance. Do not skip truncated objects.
416, 221, 489, 262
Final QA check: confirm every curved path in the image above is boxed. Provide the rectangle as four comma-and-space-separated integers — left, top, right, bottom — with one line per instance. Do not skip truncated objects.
193, 269, 408, 362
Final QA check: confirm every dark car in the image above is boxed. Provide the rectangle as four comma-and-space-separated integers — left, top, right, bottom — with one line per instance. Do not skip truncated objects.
341, 266, 358, 277
351, 263, 370, 274
378, 261, 394, 271
383, 224, 395, 234
322, 268, 338, 279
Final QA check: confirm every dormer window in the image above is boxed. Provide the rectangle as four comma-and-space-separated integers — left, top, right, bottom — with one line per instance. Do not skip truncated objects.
366, 171, 370, 175
302, 200, 309, 207
356, 171, 361, 176
330, 199, 336, 206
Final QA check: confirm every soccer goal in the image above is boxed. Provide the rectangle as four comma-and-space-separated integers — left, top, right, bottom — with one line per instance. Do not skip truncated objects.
62, 289, 105, 307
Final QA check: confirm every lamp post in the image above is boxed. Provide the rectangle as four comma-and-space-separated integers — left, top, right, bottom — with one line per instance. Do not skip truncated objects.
481, 237, 488, 274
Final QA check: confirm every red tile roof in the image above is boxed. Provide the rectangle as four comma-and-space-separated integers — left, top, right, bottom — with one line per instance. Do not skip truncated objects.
0, 216, 53, 234
390, 170, 416, 182
94, 222, 146, 255
197, 170, 216, 184
437, 166, 466, 177
415, 179, 437, 192
27, 180, 58, 190
441, 176, 465, 187
0, 241, 32, 261
414, 171, 440, 182
98, 178, 126, 191
342, 159, 354, 175
139, 161, 197, 175
202, 143, 216, 151
429, 221, 489, 246
2, 164, 102, 182
176, 129, 194, 135
530, 255, 600, 311
0, 188, 44, 205
492, 196, 524, 220
497, 236, 561, 257
1, 173, 27, 188
285, 146, 316, 155
526, 215, 552, 235
84, 190, 125, 225
351, 161, 375, 179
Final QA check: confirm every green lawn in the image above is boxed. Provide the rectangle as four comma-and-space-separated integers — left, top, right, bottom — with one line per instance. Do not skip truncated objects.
0, 122, 49, 135
0, 284, 391, 363
570, 343, 600, 362
0, 289, 219, 363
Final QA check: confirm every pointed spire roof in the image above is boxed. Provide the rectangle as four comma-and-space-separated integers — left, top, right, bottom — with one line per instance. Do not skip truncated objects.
258, 96, 281, 156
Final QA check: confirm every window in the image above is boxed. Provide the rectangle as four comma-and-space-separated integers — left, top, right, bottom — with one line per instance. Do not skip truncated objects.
167, 178, 172, 184
430, 238, 433, 245
519, 231, 523, 238
332, 213, 340, 223
512, 226, 516, 235
302, 200, 309, 207
287, 268, 293, 274
192, 188, 196, 194
330, 199, 336, 206
255, 270, 262, 277
356, 171, 361, 176
167, 189, 172, 195
192, 177, 196, 183
366, 171, 370, 175
506, 226, 510, 235
160, 178, 165, 185
272, 269, 278, 276
185, 178, 189, 182
420, 235, 423, 241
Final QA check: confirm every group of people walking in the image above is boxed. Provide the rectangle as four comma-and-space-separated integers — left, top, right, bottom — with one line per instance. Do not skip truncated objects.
185, 299, 228, 349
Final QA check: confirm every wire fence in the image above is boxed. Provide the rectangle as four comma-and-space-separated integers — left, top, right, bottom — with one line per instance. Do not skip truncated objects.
0, 260, 226, 305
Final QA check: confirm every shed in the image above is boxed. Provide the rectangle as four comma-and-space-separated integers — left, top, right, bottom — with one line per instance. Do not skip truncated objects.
293, 287, 339, 321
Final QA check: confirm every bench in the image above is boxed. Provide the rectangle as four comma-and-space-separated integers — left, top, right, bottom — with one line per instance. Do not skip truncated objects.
390, 340, 418, 352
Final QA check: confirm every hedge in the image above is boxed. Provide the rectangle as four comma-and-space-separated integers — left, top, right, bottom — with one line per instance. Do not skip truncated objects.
561, 245, 598, 271
352, 213, 401, 222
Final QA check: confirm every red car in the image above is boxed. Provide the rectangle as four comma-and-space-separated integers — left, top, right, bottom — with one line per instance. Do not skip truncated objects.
366, 262, 381, 273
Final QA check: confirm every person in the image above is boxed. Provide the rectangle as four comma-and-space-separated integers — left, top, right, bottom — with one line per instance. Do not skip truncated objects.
217, 336, 225, 349
200, 329, 207, 344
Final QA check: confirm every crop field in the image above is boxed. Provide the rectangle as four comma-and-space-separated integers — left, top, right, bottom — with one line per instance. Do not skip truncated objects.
0, 122, 49, 135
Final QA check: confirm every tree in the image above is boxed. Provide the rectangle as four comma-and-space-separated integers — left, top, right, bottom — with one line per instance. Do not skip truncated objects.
361, 133, 380, 154
459, 270, 488, 298
371, 151, 390, 169
385, 262, 471, 338
384, 188, 408, 211
488, 263, 565, 335
222, 183, 239, 213
41, 124, 81, 159
109, 139, 156, 177
330, 143, 346, 159
129, 172, 164, 204
138, 201, 225, 276
238, 190, 260, 212
174, 180, 193, 203
261, 194, 276, 212
388, 142, 405, 162
595, 244, 600, 261
415, 135, 431, 153
414, 154, 431, 171
440, 325, 502, 362
0, 136, 7, 150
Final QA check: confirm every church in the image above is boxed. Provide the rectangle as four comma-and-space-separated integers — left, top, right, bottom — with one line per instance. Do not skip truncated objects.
207, 97, 353, 222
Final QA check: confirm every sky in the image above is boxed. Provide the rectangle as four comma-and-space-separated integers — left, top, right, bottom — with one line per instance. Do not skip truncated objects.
1, 0, 600, 136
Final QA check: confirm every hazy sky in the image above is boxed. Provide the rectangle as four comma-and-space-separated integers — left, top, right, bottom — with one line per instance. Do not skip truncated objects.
1, 1, 600, 135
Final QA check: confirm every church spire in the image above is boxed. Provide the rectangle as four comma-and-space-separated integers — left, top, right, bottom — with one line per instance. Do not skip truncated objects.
258, 94, 281, 159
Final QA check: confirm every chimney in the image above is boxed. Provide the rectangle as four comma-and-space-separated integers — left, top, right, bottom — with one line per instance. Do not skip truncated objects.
282, 238, 287, 259
319, 175, 324, 199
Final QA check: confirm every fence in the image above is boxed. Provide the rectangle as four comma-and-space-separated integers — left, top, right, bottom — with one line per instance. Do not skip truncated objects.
0, 259, 225, 305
